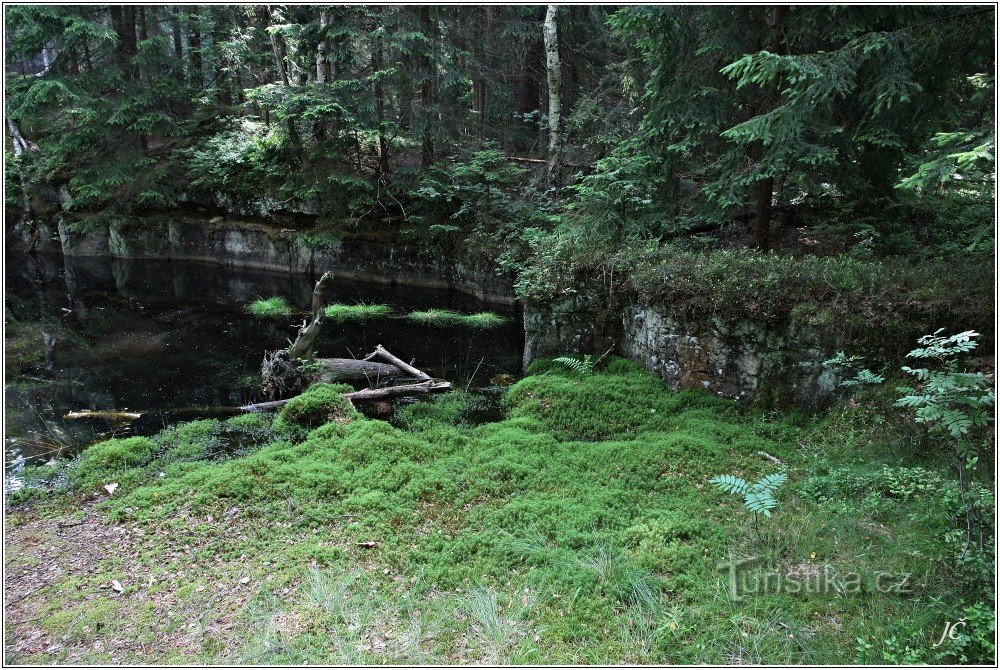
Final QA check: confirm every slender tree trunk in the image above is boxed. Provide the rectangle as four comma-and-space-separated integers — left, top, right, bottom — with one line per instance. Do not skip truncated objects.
266, 6, 289, 86
750, 5, 788, 252
419, 6, 437, 168
6, 114, 37, 250
110, 6, 138, 81
171, 7, 184, 60
543, 5, 563, 190
373, 32, 390, 175
315, 10, 329, 83
138, 6, 148, 42
188, 7, 203, 86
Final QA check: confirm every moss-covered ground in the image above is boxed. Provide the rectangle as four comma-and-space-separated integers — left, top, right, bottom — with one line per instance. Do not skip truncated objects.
4, 359, 994, 664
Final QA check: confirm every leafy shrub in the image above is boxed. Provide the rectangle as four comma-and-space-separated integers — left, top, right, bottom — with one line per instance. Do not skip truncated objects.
278, 383, 357, 428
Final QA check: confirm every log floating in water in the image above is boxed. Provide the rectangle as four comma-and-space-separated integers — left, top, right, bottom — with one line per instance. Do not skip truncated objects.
65, 410, 142, 421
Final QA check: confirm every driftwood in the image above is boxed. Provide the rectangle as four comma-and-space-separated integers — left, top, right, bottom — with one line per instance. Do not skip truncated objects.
65, 410, 142, 421
240, 379, 452, 413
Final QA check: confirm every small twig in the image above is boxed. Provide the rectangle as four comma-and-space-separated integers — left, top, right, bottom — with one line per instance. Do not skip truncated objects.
591, 343, 616, 371
757, 451, 784, 466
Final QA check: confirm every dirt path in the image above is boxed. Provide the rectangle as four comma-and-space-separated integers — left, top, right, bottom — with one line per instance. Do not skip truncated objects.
4, 504, 256, 664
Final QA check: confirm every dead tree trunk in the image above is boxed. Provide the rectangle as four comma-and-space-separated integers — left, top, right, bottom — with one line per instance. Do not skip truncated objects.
261, 272, 332, 398
543, 5, 563, 190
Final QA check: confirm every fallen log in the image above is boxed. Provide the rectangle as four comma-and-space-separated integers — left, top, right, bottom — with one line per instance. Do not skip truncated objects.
316, 357, 414, 383
65, 410, 142, 421
369, 344, 430, 381
239, 380, 452, 412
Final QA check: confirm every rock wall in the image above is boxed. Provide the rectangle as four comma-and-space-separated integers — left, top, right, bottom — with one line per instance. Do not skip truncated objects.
524, 301, 844, 408
40, 214, 513, 303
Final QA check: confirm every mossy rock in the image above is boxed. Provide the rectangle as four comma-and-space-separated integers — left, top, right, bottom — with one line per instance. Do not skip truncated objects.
278, 383, 358, 428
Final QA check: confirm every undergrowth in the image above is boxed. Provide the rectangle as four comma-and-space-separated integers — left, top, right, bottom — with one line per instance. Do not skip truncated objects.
7, 358, 994, 664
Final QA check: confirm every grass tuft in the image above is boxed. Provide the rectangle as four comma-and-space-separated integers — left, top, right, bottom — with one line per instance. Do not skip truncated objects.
407, 309, 507, 328
245, 296, 294, 319
324, 303, 393, 323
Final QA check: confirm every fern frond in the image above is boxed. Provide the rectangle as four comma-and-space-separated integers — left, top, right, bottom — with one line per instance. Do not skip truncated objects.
751, 472, 788, 494
554, 356, 595, 375
709, 474, 750, 495
743, 491, 778, 517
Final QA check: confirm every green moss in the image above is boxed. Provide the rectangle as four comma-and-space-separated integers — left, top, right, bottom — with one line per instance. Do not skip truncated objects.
15, 357, 991, 664
71, 436, 157, 491
278, 383, 358, 428
323, 303, 393, 322
245, 296, 294, 319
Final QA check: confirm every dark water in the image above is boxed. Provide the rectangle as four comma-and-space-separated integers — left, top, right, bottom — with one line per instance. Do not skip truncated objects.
5, 253, 523, 470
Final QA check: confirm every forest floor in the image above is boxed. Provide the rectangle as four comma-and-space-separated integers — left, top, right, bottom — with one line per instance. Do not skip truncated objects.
3, 359, 993, 664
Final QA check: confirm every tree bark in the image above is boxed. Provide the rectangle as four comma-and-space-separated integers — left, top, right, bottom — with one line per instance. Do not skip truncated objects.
372, 31, 391, 175
110, 6, 138, 81
419, 6, 436, 168
266, 6, 289, 87
188, 7, 203, 86
316, 358, 415, 384
750, 6, 788, 252
315, 10, 329, 83
543, 5, 563, 190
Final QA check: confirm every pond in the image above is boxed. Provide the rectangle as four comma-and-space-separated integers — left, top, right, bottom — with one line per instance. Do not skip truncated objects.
5, 253, 523, 472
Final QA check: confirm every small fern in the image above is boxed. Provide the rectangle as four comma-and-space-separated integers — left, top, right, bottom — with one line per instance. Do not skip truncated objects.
554, 355, 595, 375
710, 471, 787, 518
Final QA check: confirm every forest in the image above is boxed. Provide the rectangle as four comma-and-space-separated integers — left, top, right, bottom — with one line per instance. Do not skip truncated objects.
3, 4, 996, 666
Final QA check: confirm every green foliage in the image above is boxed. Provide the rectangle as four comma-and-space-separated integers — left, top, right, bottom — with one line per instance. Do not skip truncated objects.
278, 383, 358, 428
823, 352, 885, 388
245, 296, 294, 319
709, 471, 788, 518
324, 303, 392, 323
896, 330, 994, 442
552, 355, 595, 375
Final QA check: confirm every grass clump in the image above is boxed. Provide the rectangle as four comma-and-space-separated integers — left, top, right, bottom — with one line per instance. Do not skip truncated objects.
407, 309, 507, 328
277, 383, 358, 428
459, 311, 506, 329
324, 302, 393, 323
407, 308, 464, 326
245, 296, 294, 319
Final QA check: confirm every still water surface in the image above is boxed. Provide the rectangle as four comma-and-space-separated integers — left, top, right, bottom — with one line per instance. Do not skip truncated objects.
5, 253, 522, 470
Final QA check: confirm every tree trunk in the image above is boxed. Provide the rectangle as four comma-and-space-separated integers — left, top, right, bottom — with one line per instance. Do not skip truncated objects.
110, 6, 138, 81
750, 6, 788, 252
266, 7, 289, 87
315, 358, 416, 384
188, 8, 203, 86
288, 272, 333, 360
753, 177, 774, 251
543, 5, 563, 190
171, 7, 184, 60
419, 6, 436, 168
315, 10, 329, 83
372, 32, 391, 175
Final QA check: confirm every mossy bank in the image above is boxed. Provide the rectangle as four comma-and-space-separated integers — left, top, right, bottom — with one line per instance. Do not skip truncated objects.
6, 359, 994, 664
